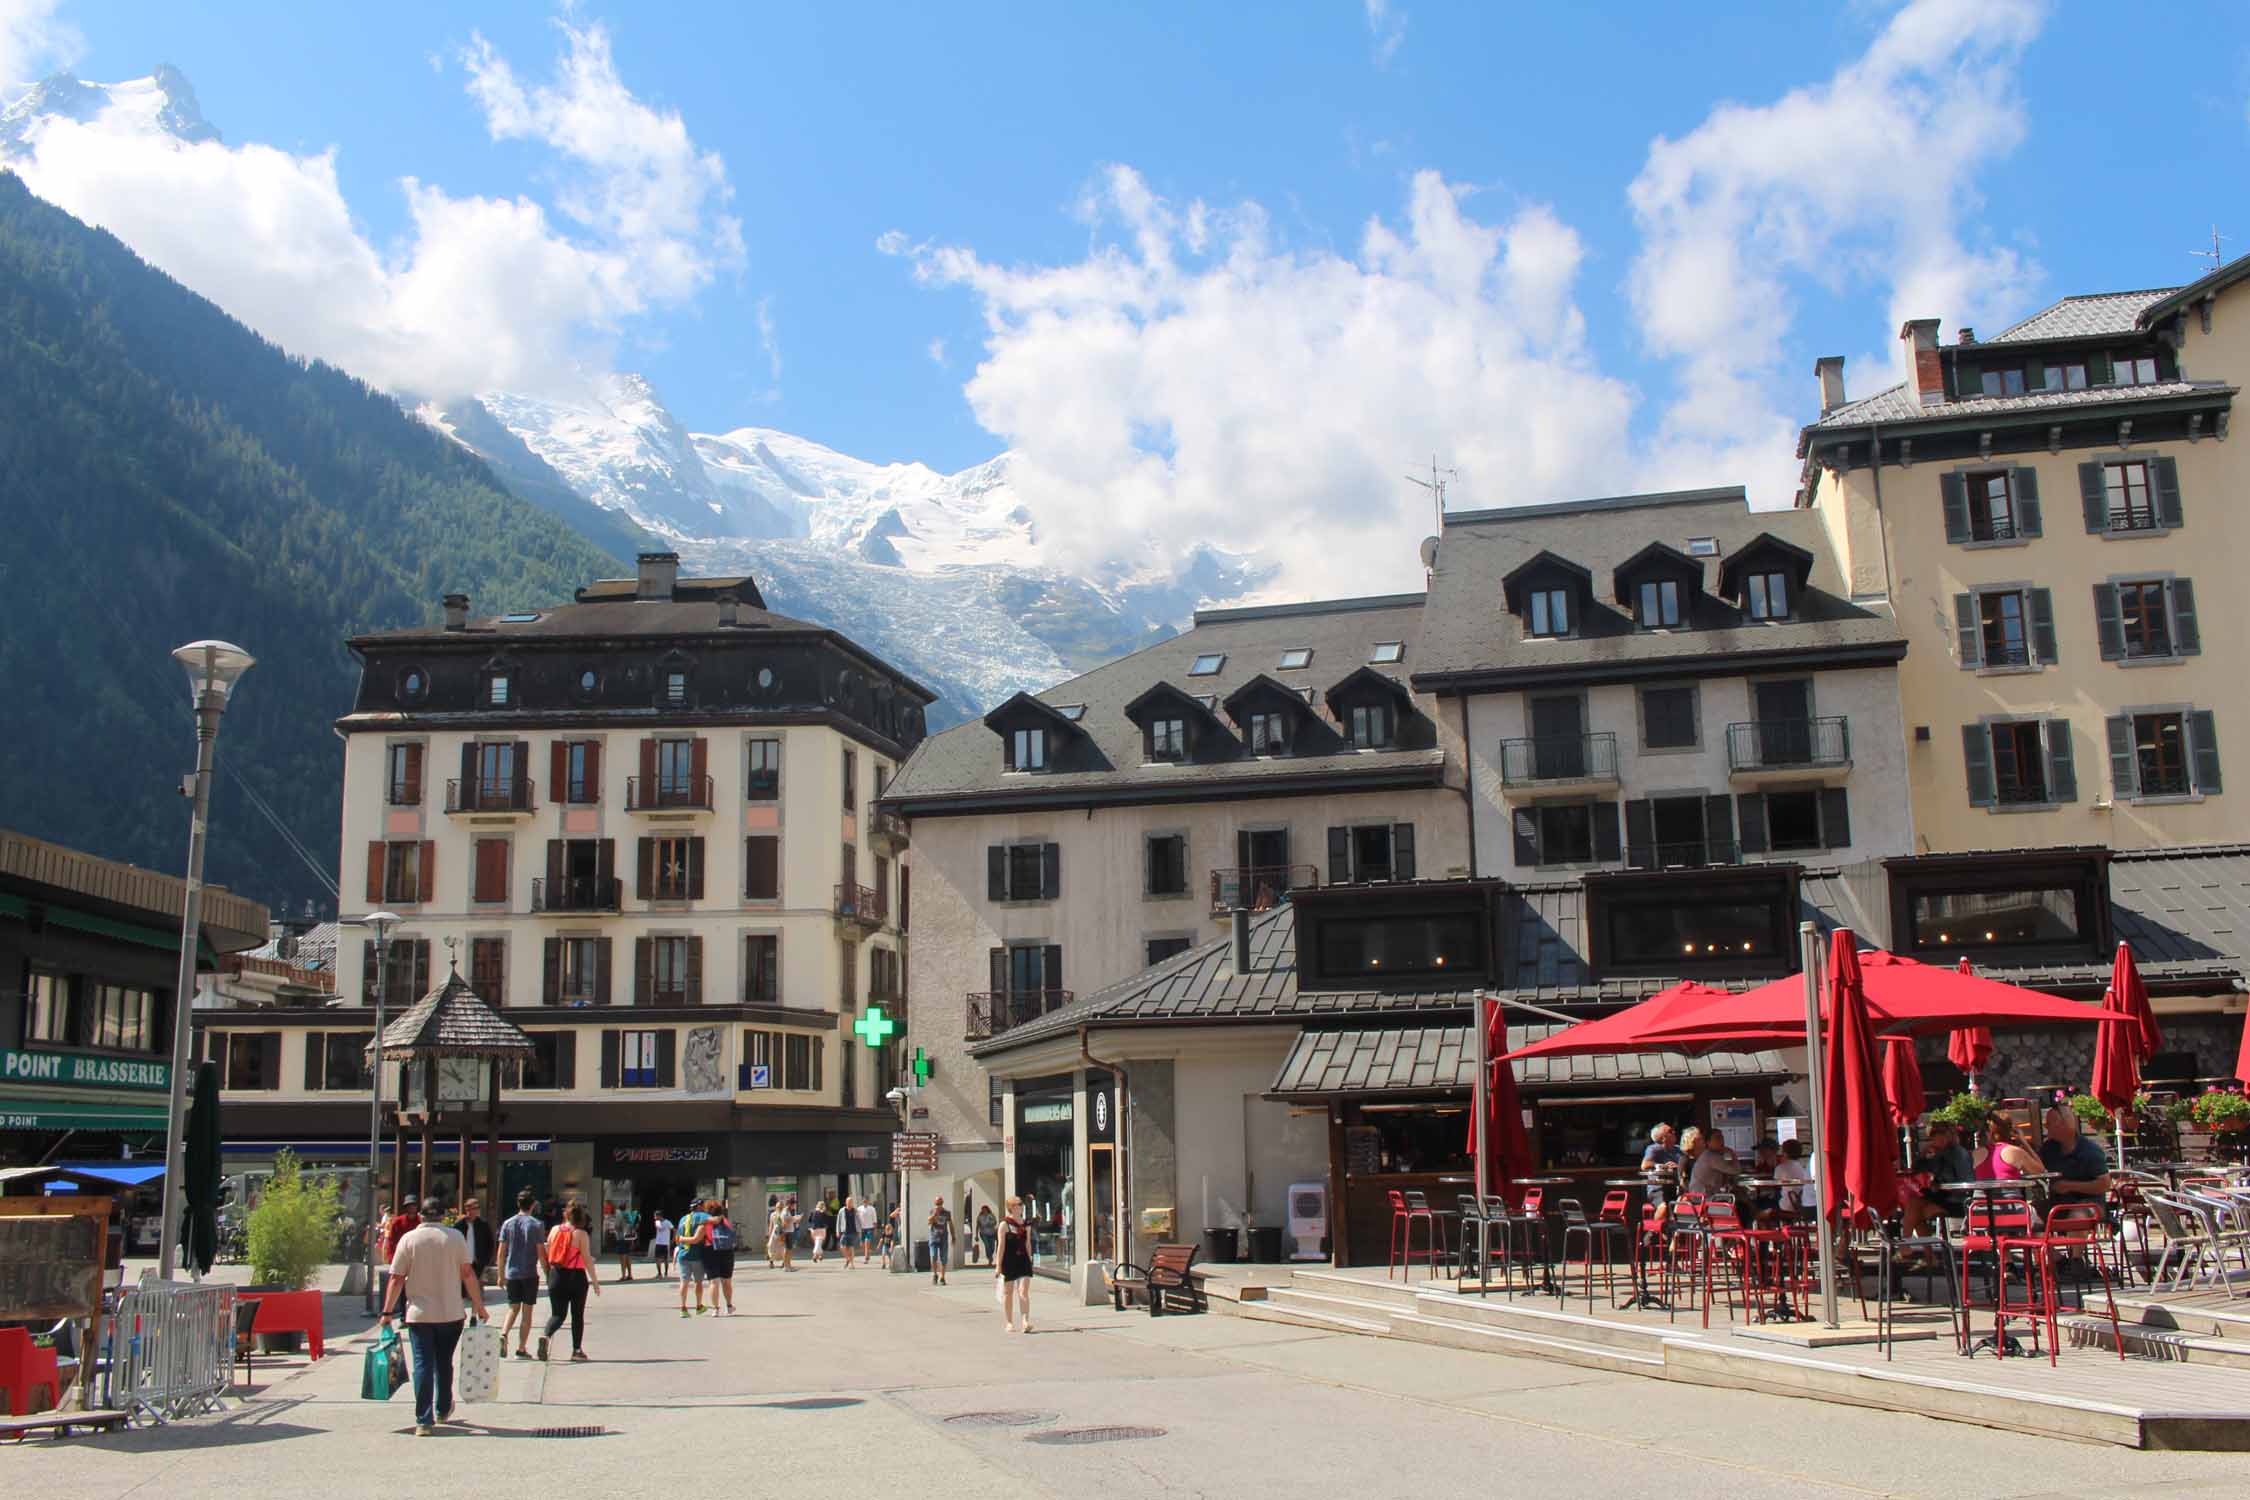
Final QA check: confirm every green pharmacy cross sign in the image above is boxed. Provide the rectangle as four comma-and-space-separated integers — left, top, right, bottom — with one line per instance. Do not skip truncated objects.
911, 1047, 933, 1086
855, 1005, 898, 1050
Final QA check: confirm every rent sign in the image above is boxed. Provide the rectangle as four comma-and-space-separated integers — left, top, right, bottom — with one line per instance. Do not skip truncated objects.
0, 1049, 169, 1091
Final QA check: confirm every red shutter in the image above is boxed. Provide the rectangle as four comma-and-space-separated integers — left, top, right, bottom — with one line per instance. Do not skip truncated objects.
690, 736, 708, 795
550, 741, 568, 804
474, 839, 508, 904
366, 842, 385, 903
638, 737, 657, 807
686, 937, 703, 1005
417, 841, 436, 903
586, 741, 602, 801
514, 741, 531, 803
402, 744, 423, 806
637, 837, 655, 900
595, 938, 613, 1004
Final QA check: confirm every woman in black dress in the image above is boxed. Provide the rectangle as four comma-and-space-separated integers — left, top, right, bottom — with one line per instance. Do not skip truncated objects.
996, 1195, 1035, 1333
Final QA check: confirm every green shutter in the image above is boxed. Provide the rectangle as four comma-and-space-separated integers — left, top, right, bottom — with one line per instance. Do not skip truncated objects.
2171, 578, 2200, 655
2091, 583, 2124, 660
2189, 710, 2223, 794
1703, 795, 1736, 864
2025, 357, 2047, 392
1954, 593, 1982, 669
2028, 588, 2057, 664
2154, 456, 2184, 528
1961, 725, 1996, 808
1624, 798, 1655, 868
1939, 473, 1970, 544
2012, 467, 2042, 536
2045, 720, 2077, 803
1591, 802, 1621, 865
2106, 716, 2136, 799
1392, 823, 1416, 880
1819, 787, 1851, 849
2088, 351, 2113, 386
2078, 462, 2108, 532
1736, 794, 1768, 854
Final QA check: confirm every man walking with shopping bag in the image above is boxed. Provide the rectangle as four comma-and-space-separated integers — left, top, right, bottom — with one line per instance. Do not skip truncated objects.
381, 1195, 490, 1436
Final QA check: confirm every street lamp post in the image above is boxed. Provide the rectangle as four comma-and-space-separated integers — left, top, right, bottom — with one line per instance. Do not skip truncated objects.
352, 911, 402, 1312
155, 640, 255, 1283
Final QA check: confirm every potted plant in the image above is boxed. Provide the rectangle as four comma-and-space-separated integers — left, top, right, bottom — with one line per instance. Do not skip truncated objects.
1929, 1091, 1996, 1134
245, 1151, 341, 1351
2190, 1088, 2250, 1133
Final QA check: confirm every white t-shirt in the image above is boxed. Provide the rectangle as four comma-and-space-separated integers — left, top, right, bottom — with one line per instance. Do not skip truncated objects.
857, 1202, 877, 1232
1774, 1159, 1812, 1211
652, 1216, 673, 1247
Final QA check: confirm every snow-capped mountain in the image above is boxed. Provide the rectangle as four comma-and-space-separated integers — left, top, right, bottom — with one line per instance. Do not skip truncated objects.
0, 66, 218, 151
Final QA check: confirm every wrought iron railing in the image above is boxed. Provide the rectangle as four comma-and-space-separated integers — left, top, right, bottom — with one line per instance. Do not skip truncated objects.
965, 989, 1074, 1041
531, 876, 621, 913
1725, 716, 1850, 771
1498, 732, 1618, 786
834, 882, 886, 925
1624, 839, 1741, 871
626, 774, 714, 811
1208, 864, 1317, 916
446, 777, 534, 812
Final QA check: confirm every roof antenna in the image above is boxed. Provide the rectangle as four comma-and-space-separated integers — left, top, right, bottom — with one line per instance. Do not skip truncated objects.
2190, 225, 2226, 271
1405, 456, 1457, 534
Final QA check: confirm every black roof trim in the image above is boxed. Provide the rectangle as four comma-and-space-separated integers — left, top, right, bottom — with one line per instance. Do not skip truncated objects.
879, 760, 1446, 819
1121, 680, 1226, 729
1222, 671, 1315, 719
2136, 256, 2250, 329
1193, 592, 1425, 625
1323, 663, 1414, 713
982, 690, 1085, 738
1411, 639, 1909, 693
1450, 486, 1747, 526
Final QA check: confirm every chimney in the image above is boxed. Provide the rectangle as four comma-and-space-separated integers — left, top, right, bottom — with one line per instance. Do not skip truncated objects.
636, 551, 680, 601
717, 591, 738, 628
1814, 356, 1847, 416
1956, 327, 1976, 346
1230, 907, 1252, 975
1901, 319, 1944, 406
442, 592, 469, 631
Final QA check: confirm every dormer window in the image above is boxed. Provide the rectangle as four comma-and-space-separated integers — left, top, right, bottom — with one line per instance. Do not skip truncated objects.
1009, 728, 1047, 771
1718, 532, 1816, 623
1278, 648, 1312, 671
1248, 711, 1289, 754
985, 690, 1080, 776
664, 670, 687, 705
2113, 354, 2159, 387
1148, 719, 1186, 762
1350, 703, 1393, 749
1745, 571, 1791, 621
1636, 579, 1681, 630
1189, 653, 1225, 676
1528, 588, 1570, 638
485, 672, 510, 706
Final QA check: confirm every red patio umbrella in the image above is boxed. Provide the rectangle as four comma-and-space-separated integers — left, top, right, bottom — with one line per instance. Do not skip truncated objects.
1469, 997, 1535, 1207
1944, 957, 1995, 1092
2110, 942, 2162, 1062
2233, 1009, 2250, 1088
2090, 982, 2141, 1118
1822, 931, 1900, 1225
1500, 980, 1791, 1063
1880, 1035, 1927, 1128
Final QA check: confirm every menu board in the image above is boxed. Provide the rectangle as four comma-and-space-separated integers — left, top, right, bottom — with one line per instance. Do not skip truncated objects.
1344, 1126, 1383, 1175
0, 1197, 108, 1321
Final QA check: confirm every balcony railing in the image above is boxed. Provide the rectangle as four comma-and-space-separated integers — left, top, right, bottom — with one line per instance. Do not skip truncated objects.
1725, 716, 1850, 772
1967, 519, 2020, 543
1624, 839, 1740, 871
1498, 731, 1618, 786
1994, 777, 2050, 807
2138, 767, 2191, 797
1209, 864, 1318, 916
626, 775, 714, 812
1981, 640, 2032, 668
965, 988, 1074, 1041
531, 876, 621, 913
834, 883, 887, 926
2106, 509, 2163, 534
446, 777, 535, 813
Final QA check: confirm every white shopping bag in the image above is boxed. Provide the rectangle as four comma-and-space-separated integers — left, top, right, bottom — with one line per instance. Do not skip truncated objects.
454, 1319, 501, 1404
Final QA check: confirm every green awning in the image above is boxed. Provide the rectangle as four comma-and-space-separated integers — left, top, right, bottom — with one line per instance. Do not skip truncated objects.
0, 1096, 170, 1131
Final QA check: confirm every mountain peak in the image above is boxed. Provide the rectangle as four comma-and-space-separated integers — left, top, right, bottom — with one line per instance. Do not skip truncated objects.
0, 64, 221, 152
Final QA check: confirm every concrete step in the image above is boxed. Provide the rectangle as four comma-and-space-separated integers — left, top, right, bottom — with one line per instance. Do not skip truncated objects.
2105, 1290, 2250, 1343
1286, 1268, 1443, 1313
1237, 1298, 1392, 1336
1261, 1286, 1404, 1329
1407, 1287, 1678, 1357
1389, 1309, 1664, 1375
2065, 1314, 2250, 1370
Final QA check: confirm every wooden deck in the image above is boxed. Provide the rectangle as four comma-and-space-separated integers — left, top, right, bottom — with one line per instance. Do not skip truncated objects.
1226, 1262, 2250, 1450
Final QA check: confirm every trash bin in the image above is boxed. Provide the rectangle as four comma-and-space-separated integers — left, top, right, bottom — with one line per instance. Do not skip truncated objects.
1248, 1226, 1285, 1263
1202, 1226, 1239, 1264
914, 1240, 931, 1272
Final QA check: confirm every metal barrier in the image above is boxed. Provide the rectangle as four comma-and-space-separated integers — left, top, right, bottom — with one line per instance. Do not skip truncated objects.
108, 1277, 237, 1424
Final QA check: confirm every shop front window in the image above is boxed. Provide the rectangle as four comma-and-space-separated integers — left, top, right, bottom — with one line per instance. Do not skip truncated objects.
1013, 1077, 1077, 1274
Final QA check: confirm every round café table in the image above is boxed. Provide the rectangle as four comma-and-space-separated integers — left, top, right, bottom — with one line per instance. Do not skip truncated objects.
1511, 1177, 1574, 1296
1940, 1175, 2056, 1357
1604, 1177, 1675, 1310
1722, 1178, 1813, 1322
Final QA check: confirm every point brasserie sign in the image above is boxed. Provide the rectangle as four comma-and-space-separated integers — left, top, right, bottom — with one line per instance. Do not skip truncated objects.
1, 1049, 169, 1091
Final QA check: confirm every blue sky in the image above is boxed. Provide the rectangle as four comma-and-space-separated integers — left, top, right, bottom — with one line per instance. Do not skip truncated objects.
9, 0, 2250, 592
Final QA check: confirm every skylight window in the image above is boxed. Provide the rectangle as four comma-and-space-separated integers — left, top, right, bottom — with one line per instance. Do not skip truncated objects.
1188, 653, 1226, 676
1277, 648, 1312, 670
1054, 703, 1087, 722
1685, 538, 1719, 558
500, 612, 541, 623
1194, 694, 1217, 712
1369, 642, 1405, 664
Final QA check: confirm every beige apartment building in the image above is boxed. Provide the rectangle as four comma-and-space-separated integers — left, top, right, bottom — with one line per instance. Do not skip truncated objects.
194, 553, 929, 1226
881, 594, 1471, 1282
1798, 270, 2245, 854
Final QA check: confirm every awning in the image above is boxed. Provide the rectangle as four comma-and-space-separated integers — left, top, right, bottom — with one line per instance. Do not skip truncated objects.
1268, 1022, 1794, 1100
52, 1162, 167, 1187
0, 1095, 170, 1131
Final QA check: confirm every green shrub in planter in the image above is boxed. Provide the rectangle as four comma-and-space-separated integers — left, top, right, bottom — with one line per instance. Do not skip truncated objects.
1928, 1092, 1996, 1132
2165, 1096, 2199, 1124
2190, 1089, 2250, 1132
246, 1150, 340, 1291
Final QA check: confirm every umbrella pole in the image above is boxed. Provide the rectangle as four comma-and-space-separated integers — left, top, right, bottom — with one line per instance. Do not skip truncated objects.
1473, 993, 1489, 1277
1800, 921, 1838, 1329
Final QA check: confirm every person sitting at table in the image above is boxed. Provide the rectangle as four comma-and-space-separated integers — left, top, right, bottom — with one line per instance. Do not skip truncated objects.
1744, 1139, 1782, 1222
1978, 1116, 2043, 1181
1688, 1131, 1740, 1197
1640, 1124, 1683, 1223
2038, 1104, 2112, 1201
1773, 1138, 1812, 1215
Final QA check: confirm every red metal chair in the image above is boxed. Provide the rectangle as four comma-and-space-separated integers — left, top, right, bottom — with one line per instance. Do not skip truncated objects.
1387, 1190, 1442, 1280
1520, 1188, 1545, 1216
0, 1327, 62, 1416
1997, 1202, 2125, 1366
1958, 1195, 2035, 1355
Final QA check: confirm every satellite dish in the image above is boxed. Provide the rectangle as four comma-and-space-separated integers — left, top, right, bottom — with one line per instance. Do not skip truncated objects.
1418, 535, 1439, 570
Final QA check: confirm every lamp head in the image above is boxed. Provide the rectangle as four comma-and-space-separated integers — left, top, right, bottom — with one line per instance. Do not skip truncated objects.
353, 910, 402, 943
172, 640, 256, 707
884, 1086, 908, 1103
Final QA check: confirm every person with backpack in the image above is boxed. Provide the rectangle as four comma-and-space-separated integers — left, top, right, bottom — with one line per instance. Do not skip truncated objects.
701, 1199, 739, 1313
675, 1200, 712, 1315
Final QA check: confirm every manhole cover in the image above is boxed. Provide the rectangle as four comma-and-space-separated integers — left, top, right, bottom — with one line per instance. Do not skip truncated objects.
532, 1425, 609, 1439
1026, 1425, 1167, 1446
944, 1410, 1055, 1429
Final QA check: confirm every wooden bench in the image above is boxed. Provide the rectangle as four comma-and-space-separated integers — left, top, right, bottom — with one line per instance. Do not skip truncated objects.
0, 1409, 129, 1442
1111, 1243, 1205, 1316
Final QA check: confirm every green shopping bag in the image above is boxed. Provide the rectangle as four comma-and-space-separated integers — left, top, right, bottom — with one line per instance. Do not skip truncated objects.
361, 1325, 407, 1401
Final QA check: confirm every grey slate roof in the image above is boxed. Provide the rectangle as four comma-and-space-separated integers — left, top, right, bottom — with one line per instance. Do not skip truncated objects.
2136, 252, 2250, 329
886, 594, 1443, 810
247, 921, 338, 972
1804, 377, 2225, 432
373, 970, 535, 1059
1988, 289, 2179, 343
1411, 488, 1902, 685
356, 594, 827, 645
1269, 1022, 1790, 1097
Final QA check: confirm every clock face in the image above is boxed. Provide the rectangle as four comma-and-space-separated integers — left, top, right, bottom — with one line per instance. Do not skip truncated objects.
407, 1057, 487, 1112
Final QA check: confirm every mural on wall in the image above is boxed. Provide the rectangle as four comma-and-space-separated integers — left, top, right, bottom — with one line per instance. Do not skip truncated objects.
683, 1026, 727, 1096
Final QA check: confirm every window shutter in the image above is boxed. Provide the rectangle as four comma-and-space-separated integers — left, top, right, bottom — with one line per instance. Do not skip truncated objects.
1736, 794, 1768, 854
1041, 944, 1063, 996
2012, 467, 2042, 536
687, 838, 706, 900
655, 1030, 677, 1088
2171, 579, 2200, 655
686, 937, 703, 1006
585, 741, 601, 796
1951, 360, 1977, 401
2087, 351, 2113, 386
1236, 830, 1254, 870
2078, 461, 2108, 532
1041, 842, 1061, 900
1591, 802, 1621, 864
362, 939, 378, 1006
2092, 583, 2124, 660
1939, 472, 1969, 544
638, 736, 657, 799
600, 1030, 620, 1089
459, 741, 477, 800
1819, 787, 1851, 849
1511, 809, 1538, 868
595, 937, 612, 1005
989, 947, 1007, 996
402, 744, 423, 805
260, 1034, 280, 1090
637, 837, 655, 901
304, 1033, 323, 1091
596, 838, 616, 887
2025, 357, 2046, 392
412, 940, 429, 997
1962, 725, 1996, 808
1703, 795, 1736, 863
365, 842, 385, 903
1624, 799, 1655, 869
554, 1033, 576, 1089
550, 740, 568, 803
634, 936, 653, 1006
2045, 719, 2078, 803
2106, 715, 2136, 799
987, 845, 1006, 901
1326, 826, 1350, 883
690, 736, 708, 792
417, 840, 435, 902
2154, 456, 2184, 528
1953, 594, 1981, 669
2028, 588, 2058, 665
2155, 344, 2180, 382
2189, 710, 2223, 794
1392, 823, 1415, 881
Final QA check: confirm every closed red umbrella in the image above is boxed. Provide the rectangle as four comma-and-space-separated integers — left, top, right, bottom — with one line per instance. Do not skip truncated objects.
2090, 982, 2141, 1117
1945, 957, 1994, 1088
1880, 1035, 1927, 1128
1822, 931, 1900, 1225
1470, 997, 1536, 1207
2110, 942, 2161, 1062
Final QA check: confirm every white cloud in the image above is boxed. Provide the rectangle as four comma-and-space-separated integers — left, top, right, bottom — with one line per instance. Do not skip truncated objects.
0, 0, 75, 91
5, 17, 739, 401
1363, 0, 1406, 66
754, 295, 780, 382
926, 336, 947, 366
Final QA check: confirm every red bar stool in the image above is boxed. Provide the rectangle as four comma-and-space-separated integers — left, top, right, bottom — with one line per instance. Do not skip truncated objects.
1958, 1195, 2035, 1356
1996, 1202, 2126, 1366
1387, 1189, 1442, 1280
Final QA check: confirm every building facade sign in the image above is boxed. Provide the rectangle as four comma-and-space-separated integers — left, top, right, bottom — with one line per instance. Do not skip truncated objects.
0, 1049, 169, 1091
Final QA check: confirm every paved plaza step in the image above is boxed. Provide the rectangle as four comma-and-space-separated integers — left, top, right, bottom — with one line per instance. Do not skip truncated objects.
1239, 1290, 1394, 1336
1285, 1267, 1440, 1313
1388, 1308, 1666, 1375
1406, 1286, 1679, 1358
2065, 1314, 2250, 1370
2103, 1289, 2250, 1343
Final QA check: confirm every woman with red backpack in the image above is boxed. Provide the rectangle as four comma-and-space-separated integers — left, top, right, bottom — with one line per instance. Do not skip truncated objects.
701, 1198, 739, 1314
